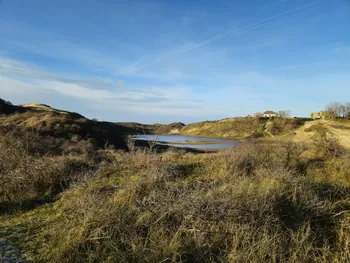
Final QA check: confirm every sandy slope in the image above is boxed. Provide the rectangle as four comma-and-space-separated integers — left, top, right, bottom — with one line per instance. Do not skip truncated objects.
289, 119, 350, 148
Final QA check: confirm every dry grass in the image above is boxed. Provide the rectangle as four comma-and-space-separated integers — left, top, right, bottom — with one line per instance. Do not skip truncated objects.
291, 119, 350, 149
0, 133, 349, 263
0, 133, 93, 211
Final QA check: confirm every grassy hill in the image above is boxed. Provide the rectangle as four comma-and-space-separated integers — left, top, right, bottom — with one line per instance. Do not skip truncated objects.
173, 117, 350, 150
177, 117, 311, 140
0, 98, 315, 144
0, 99, 184, 151
3, 99, 350, 150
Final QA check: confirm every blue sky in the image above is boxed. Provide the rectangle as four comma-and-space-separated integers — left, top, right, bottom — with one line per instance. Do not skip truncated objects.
0, 0, 350, 123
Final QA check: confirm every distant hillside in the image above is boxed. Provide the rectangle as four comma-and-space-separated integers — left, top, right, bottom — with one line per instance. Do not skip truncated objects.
0, 98, 182, 150
1, 98, 320, 147
179, 118, 255, 138
21, 103, 85, 119
0, 98, 28, 114
153, 122, 186, 134
177, 117, 311, 140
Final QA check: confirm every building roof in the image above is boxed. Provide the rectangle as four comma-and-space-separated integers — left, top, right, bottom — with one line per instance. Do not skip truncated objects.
263, 110, 277, 115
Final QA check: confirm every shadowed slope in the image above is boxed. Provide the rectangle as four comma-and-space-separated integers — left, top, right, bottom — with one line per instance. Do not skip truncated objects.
0, 98, 181, 149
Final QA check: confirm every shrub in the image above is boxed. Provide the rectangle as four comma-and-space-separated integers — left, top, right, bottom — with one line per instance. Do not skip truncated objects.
0, 134, 91, 206
216, 142, 307, 179
311, 125, 344, 159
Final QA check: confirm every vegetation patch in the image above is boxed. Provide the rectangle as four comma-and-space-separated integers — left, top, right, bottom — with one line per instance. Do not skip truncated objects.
330, 124, 350, 130
0, 130, 349, 263
180, 117, 309, 139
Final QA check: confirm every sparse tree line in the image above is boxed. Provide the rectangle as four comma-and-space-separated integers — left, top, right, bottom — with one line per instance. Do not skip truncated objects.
325, 102, 350, 119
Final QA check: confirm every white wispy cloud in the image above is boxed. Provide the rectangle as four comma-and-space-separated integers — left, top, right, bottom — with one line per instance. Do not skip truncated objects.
0, 22, 129, 74
0, 58, 204, 116
0, 22, 197, 82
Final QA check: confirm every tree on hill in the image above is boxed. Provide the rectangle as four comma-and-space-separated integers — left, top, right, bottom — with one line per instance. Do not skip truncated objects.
346, 103, 350, 119
326, 102, 350, 119
254, 112, 263, 118
278, 110, 291, 119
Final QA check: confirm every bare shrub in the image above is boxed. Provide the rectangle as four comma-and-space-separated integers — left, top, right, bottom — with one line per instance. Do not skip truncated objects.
217, 142, 307, 179
60, 139, 95, 157
312, 125, 344, 159
323, 152, 350, 186
126, 135, 136, 152
0, 133, 91, 204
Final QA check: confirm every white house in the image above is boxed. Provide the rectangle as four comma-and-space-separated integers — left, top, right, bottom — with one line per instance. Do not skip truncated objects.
263, 110, 278, 118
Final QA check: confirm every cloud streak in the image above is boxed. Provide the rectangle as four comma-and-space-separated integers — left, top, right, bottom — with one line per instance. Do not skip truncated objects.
179, 1, 321, 53
123, 0, 321, 74
0, 58, 203, 116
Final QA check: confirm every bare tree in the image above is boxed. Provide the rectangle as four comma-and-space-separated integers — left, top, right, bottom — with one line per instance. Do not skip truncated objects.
340, 104, 347, 118
278, 110, 292, 119
326, 102, 350, 119
326, 103, 338, 119
254, 112, 263, 118
346, 103, 350, 119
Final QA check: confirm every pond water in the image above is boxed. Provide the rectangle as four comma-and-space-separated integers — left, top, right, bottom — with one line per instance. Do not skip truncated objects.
132, 134, 240, 149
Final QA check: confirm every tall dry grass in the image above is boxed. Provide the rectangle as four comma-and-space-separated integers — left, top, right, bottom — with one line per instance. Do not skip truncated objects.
12, 141, 348, 263
0, 133, 92, 209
